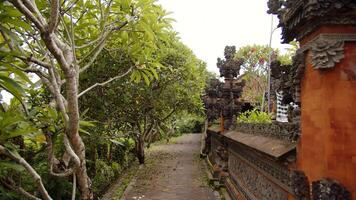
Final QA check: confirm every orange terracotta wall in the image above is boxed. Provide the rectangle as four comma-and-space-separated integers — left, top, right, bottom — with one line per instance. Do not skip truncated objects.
298, 26, 356, 198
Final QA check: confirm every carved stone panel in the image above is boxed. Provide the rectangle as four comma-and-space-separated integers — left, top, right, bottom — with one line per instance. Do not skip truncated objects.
290, 170, 310, 200
298, 34, 356, 70
311, 39, 344, 69
229, 142, 293, 189
312, 178, 351, 200
267, 0, 356, 43
228, 152, 289, 200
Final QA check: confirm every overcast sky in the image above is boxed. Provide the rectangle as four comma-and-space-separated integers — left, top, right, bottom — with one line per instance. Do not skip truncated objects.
158, 0, 290, 74
1, 1, 291, 103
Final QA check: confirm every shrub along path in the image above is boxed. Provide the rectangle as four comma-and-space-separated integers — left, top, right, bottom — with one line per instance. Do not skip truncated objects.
116, 134, 218, 200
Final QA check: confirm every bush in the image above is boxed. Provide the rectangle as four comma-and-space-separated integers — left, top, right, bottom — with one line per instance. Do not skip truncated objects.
175, 114, 204, 134
92, 159, 115, 195
237, 109, 271, 123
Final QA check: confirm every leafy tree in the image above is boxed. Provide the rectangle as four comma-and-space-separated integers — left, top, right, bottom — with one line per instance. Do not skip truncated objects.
0, 0, 173, 199
234, 44, 295, 111
80, 35, 208, 164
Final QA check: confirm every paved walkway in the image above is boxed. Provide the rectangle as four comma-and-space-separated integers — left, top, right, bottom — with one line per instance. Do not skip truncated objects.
121, 134, 218, 200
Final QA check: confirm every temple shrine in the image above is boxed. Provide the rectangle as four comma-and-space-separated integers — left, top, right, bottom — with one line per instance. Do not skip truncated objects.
203, 1, 356, 199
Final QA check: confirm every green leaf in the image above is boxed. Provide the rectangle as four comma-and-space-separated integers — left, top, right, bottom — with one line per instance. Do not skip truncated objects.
0, 74, 25, 100
149, 67, 159, 80
2, 63, 32, 83
130, 70, 141, 83
142, 72, 150, 86
79, 120, 96, 127
79, 128, 91, 135
109, 139, 124, 146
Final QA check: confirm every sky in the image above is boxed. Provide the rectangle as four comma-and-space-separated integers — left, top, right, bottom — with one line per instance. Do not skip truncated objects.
1, 1, 290, 103
158, 0, 290, 74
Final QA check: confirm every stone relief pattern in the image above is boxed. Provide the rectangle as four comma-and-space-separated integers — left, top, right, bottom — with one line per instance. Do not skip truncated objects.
226, 177, 252, 200
312, 178, 351, 200
229, 143, 292, 189
290, 170, 310, 200
311, 39, 344, 69
233, 122, 299, 141
210, 135, 221, 164
267, 0, 356, 43
228, 153, 288, 200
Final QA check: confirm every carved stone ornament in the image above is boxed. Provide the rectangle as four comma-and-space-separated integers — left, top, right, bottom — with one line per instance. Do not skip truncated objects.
290, 170, 310, 200
228, 151, 289, 200
267, 0, 282, 14
311, 39, 344, 69
312, 178, 351, 200
298, 34, 356, 70
267, 0, 356, 43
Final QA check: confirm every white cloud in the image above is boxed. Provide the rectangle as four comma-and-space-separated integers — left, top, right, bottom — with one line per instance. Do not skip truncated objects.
158, 0, 290, 73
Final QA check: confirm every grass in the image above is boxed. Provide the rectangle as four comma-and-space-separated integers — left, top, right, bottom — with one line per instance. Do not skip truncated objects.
111, 162, 139, 200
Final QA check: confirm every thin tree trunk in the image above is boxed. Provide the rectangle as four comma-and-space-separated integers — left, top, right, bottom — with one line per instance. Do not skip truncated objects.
66, 75, 93, 200
135, 136, 145, 165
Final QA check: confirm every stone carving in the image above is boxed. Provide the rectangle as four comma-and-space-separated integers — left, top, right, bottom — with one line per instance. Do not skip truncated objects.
228, 153, 289, 200
217, 46, 243, 79
203, 79, 223, 122
233, 122, 299, 141
312, 178, 351, 200
229, 142, 293, 189
311, 39, 344, 69
267, 0, 282, 14
270, 49, 305, 102
204, 46, 245, 129
226, 177, 252, 200
290, 34, 356, 72
291, 50, 305, 103
290, 170, 310, 200
267, 0, 356, 43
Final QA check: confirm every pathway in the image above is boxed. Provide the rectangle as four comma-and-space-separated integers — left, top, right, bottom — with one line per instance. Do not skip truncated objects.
120, 134, 218, 200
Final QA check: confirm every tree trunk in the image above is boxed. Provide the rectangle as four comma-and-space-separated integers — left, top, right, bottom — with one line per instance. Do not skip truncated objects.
66, 75, 93, 200
135, 137, 145, 165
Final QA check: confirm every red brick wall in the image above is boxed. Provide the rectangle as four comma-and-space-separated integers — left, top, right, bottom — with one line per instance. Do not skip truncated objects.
298, 26, 356, 198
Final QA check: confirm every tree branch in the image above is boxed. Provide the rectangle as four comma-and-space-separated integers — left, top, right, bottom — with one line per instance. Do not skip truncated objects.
78, 67, 133, 98
10, 63, 49, 80
78, 34, 107, 72
160, 108, 177, 122
10, 0, 45, 32
45, 133, 74, 177
0, 178, 41, 200
22, 0, 47, 25
0, 145, 52, 200
60, 0, 80, 15
48, 0, 60, 33
16, 55, 52, 69
71, 173, 76, 200
79, 21, 129, 73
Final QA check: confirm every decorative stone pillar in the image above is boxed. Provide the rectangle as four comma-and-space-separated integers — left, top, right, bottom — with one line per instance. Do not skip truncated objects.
268, 0, 356, 198
217, 46, 244, 131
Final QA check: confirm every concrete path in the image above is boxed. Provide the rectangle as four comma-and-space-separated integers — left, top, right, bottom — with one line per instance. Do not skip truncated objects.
121, 134, 218, 200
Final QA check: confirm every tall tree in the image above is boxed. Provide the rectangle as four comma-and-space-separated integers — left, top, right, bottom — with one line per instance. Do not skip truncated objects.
80, 36, 208, 164
234, 44, 294, 111
0, 0, 171, 199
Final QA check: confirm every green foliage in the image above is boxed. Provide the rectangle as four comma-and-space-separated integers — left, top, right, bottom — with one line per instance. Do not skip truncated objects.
0, 0, 210, 197
175, 113, 205, 134
92, 159, 115, 195
237, 109, 272, 123
234, 44, 296, 111
79, 30, 209, 163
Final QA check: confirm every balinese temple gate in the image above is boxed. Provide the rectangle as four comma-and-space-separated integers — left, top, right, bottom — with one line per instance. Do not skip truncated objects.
203, 1, 356, 199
